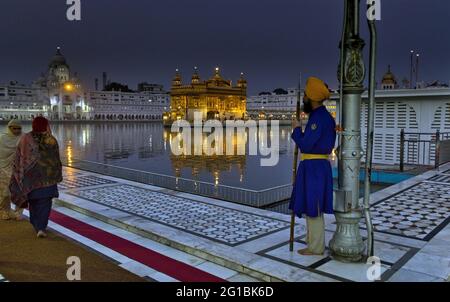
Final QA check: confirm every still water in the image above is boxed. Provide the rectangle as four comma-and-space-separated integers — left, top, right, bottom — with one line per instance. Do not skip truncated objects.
0, 122, 386, 193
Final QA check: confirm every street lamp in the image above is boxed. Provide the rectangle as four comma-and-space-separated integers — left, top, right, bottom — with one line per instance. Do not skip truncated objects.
410, 50, 414, 89
329, 0, 369, 262
416, 53, 420, 87
64, 83, 74, 91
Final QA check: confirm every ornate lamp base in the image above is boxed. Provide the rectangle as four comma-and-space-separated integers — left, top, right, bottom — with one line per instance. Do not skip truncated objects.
329, 210, 365, 262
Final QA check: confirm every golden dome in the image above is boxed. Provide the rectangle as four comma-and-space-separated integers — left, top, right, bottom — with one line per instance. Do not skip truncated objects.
237, 72, 247, 88
172, 69, 182, 87
191, 67, 200, 84
207, 67, 231, 87
382, 65, 397, 85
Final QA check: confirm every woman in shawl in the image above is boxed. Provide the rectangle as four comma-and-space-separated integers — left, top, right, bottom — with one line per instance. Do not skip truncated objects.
0, 119, 23, 220
10, 117, 63, 238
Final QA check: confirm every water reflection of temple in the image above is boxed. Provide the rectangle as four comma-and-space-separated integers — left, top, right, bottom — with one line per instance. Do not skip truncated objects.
165, 128, 247, 184
170, 154, 246, 183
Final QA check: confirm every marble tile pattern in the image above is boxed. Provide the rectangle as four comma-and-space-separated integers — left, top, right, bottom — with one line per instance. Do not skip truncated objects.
362, 182, 450, 240
59, 175, 116, 190
428, 174, 450, 184
69, 184, 290, 245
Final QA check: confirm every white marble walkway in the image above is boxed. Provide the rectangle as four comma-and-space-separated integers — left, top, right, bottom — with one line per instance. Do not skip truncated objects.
52, 162, 450, 282
33, 206, 258, 282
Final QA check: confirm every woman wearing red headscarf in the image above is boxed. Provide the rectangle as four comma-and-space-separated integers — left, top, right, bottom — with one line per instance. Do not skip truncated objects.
10, 116, 63, 238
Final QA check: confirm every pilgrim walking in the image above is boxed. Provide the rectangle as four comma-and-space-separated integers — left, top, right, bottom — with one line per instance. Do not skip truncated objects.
0, 119, 23, 220
10, 117, 63, 238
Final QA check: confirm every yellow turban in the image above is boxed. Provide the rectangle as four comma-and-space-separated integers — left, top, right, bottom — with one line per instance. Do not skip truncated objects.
305, 77, 330, 102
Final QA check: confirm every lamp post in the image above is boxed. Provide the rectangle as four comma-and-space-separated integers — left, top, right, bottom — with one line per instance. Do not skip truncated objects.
416, 53, 420, 88
410, 50, 414, 89
329, 0, 366, 262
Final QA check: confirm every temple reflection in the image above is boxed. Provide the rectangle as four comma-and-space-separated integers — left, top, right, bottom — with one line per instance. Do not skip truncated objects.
166, 128, 247, 185
42, 122, 304, 189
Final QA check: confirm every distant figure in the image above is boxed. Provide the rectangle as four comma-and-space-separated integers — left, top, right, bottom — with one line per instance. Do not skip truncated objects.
290, 77, 336, 256
0, 120, 23, 220
10, 117, 63, 238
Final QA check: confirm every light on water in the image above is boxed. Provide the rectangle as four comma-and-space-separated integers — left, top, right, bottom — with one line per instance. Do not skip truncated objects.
0, 122, 385, 194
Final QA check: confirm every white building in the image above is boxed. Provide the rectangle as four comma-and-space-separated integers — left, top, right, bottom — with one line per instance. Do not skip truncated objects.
247, 88, 336, 119
0, 81, 48, 121
333, 67, 450, 165
87, 90, 169, 120
246, 88, 297, 119
0, 47, 169, 121
0, 47, 90, 120
34, 47, 90, 120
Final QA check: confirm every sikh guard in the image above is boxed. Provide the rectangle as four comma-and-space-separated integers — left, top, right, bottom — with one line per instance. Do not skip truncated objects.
290, 77, 336, 256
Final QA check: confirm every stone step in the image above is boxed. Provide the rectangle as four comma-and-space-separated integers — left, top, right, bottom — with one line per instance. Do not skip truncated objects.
54, 197, 327, 282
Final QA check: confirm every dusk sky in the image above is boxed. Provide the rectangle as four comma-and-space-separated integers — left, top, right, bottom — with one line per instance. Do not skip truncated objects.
0, 0, 449, 94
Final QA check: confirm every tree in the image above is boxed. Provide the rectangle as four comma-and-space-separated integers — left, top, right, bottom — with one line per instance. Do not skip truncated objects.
104, 82, 134, 92
273, 88, 288, 95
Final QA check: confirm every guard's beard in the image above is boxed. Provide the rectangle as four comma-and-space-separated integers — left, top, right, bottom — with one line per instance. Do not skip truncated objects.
303, 100, 313, 114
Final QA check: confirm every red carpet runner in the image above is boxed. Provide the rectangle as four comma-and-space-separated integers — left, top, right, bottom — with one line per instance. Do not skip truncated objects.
50, 210, 226, 282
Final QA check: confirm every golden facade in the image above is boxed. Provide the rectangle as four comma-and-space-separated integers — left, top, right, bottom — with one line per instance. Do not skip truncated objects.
164, 68, 247, 124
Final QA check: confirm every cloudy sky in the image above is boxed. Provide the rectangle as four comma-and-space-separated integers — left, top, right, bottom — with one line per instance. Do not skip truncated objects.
0, 0, 449, 94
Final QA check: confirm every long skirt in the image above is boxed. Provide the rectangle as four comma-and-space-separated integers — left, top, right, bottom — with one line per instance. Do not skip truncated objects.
28, 198, 53, 233
0, 167, 13, 219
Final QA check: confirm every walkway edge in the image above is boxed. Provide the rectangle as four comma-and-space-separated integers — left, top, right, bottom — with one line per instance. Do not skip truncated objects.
53, 198, 320, 282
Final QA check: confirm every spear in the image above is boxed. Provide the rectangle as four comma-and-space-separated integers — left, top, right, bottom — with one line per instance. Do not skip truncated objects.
289, 73, 302, 252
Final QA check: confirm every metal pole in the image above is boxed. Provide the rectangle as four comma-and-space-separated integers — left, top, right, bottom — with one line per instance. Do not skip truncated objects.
410, 50, 414, 89
329, 0, 365, 262
436, 129, 441, 169
363, 13, 377, 258
400, 129, 405, 172
337, 0, 348, 189
416, 54, 420, 88
289, 73, 302, 252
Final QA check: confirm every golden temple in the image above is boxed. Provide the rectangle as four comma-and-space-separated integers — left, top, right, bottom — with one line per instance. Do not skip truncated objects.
164, 67, 247, 125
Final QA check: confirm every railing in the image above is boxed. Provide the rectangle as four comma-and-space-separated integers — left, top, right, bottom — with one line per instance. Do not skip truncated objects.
61, 158, 292, 208
400, 129, 450, 171
437, 133, 450, 167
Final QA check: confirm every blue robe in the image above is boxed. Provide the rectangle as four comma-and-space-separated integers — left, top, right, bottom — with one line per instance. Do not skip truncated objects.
289, 105, 336, 218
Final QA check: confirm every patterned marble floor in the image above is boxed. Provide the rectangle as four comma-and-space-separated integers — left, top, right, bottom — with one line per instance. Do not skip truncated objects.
361, 182, 450, 241
67, 184, 290, 246
53, 164, 450, 282
258, 233, 419, 282
59, 175, 116, 190
429, 174, 450, 184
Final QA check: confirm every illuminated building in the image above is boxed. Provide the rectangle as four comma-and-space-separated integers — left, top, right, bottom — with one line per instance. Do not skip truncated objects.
164, 67, 247, 125
381, 65, 399, 90
0, 81, 47, 120
86, 90, 169, 120
35, 47, 90, 120
0, 47, 170, 121
247, 88, 337, 119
